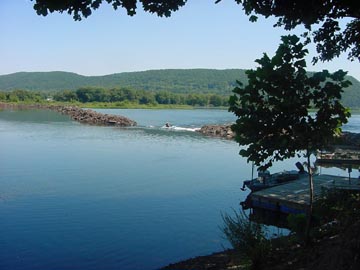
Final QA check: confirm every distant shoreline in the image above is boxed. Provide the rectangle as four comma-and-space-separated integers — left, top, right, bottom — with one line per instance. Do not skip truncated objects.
0, 101, 229, 110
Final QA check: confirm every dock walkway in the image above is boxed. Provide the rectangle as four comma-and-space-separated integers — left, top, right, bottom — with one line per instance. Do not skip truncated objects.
249, 174, 360, 214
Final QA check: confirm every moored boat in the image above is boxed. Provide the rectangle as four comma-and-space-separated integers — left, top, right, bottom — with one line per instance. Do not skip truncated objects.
240, 162, 306, 192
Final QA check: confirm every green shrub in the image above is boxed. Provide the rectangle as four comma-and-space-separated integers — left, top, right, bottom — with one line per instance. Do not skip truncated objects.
221, 210, 271, 269
314, 189, 360, 227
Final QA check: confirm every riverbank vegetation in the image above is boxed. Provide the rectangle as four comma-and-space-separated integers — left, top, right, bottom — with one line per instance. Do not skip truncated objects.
0, 88, 229, 109
1, 69, 359, 108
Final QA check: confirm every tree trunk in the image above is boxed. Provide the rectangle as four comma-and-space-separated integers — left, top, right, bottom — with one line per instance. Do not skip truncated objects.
305, 152, 314, 244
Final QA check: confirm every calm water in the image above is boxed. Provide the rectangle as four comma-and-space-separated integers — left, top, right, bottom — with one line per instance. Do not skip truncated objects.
0, 109, 358, 270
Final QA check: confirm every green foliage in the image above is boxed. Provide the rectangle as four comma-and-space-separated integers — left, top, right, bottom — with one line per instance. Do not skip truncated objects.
0, 90, 46, 103
314, 189, 360, 227
0, 71, 87, 92
32, 0, 187, 20
229, 35, 351, 244
221, 210, 271, 269
236, 0, 360, 62
55, 87, 230, 106
0, 92, 6, 101
229, 35, 351, 170
0, 87, 229, 108
0, 69, 244, 94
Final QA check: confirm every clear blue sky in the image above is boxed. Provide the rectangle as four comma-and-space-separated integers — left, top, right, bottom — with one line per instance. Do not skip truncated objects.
1, 0, 359, 80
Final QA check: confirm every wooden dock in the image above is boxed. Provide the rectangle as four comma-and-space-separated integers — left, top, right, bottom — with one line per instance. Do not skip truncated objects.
249, 174, 360, 214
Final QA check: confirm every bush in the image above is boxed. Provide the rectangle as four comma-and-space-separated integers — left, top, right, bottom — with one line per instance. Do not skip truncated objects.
221, 210, 271, 269
314, 189, 360, 227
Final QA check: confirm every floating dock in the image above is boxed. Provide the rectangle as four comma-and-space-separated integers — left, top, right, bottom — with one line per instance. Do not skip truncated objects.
248, 174, 360, 214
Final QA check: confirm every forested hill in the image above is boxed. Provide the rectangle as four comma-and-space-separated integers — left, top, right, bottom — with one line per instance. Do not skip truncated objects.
0, 69, 246, 94
0, 69, 359, 107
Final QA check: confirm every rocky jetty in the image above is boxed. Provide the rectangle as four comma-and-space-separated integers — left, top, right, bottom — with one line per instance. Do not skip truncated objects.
51, 106, 137, 127
196, 125, 360, 144
197, 124, 234, 139
0, 103, 137, 127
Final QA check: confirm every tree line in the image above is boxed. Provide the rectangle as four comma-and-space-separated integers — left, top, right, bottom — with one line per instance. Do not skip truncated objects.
0, 87, 229, 107
0, 90, 45, 103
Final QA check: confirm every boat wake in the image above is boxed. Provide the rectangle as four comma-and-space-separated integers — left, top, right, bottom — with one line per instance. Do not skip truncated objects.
161, 125, 200, 132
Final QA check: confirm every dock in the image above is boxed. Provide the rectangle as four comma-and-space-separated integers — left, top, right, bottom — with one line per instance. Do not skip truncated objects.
248, 174, 360, 214
316, 148, 360, 166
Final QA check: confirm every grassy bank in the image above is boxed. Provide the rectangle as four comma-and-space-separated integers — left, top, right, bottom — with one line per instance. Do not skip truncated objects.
79, 102, 194, 109
0, 101, 231, 110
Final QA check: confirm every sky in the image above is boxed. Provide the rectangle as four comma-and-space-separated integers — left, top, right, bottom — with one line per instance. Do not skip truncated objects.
0, 0, 359, 80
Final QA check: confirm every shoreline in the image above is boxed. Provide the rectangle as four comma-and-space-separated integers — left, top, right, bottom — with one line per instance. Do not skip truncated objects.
159, 249, 245, 270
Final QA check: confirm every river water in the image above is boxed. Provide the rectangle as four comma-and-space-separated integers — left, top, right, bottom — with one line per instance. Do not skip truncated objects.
0, 108, 359, 270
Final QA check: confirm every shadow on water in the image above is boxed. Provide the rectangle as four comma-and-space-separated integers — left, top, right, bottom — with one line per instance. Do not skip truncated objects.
242, 198, 291, 229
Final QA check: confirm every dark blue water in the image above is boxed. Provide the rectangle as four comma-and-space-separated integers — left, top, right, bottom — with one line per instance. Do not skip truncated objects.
0, 109, 358, 270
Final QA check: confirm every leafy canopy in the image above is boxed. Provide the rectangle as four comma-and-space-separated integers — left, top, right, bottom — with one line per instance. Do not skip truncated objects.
229, 35, 351, 170
31, 0, 187, 20
234, 0, 360, 62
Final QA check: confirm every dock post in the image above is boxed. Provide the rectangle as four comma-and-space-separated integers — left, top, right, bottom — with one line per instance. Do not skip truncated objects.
348, 166, 352, 184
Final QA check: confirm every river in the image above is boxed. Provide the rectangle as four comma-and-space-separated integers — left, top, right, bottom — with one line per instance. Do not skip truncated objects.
0, 108, 359, 270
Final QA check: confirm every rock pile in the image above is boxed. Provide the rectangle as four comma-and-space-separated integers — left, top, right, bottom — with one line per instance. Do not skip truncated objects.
52, 106, 137, 127
197, 124, 234, 139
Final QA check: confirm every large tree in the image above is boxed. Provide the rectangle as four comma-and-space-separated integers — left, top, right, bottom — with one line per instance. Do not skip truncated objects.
233, 0, 360, 63
30, 0, 360, 63
228, 35, 351, 240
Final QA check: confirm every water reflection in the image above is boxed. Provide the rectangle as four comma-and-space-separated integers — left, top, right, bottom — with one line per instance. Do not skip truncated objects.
0, 109, 71, 123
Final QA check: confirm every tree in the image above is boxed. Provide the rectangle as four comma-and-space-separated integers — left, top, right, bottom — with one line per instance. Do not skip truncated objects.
228, 35, 351, 241
0, 92, 6, 101
31, 0, 187, 20
31, 1, 360, 63
234, 0, 360, 63
54, 90, 78, 102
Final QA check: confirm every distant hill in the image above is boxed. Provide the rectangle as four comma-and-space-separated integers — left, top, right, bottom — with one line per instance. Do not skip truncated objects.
0, 69, 359, 107
0, 69, 246, 94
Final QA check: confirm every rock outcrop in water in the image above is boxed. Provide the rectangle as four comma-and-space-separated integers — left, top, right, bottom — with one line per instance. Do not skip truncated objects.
197, 124, 360, 145
52, 106, 137, 126
197, 124, 234, 139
